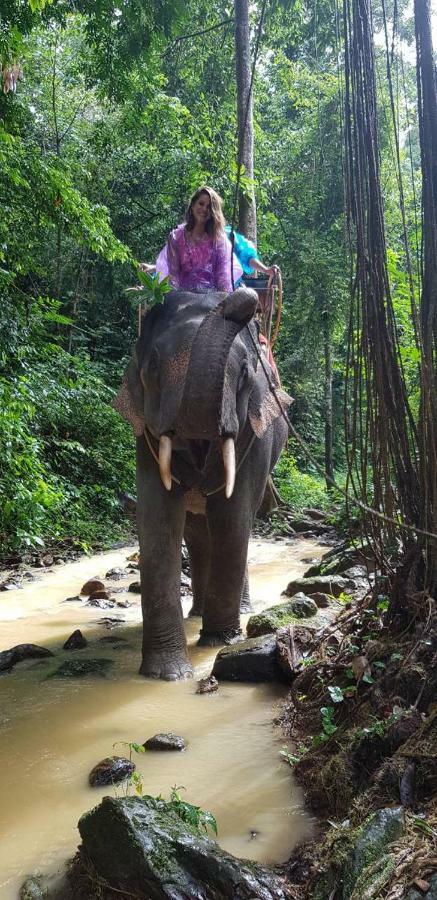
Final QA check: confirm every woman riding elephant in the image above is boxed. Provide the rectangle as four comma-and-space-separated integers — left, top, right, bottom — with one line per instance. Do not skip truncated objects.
153, 186, 243, 291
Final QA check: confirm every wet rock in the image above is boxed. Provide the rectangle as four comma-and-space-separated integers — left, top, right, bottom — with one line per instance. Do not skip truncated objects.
0, 579, 22, 591
196, 675, 219, 694
289, 593, 318, 618
54, 557, 65, 565
19, 875, 47, 899
64, 594, 82, 603
86, 595, 115, 609
81, 578, 105, 597
40, 554, 54, 567
283, 575, 356, 598
98, 635, 128, 644
180, 572, 191, 588
0, 644, 54, 673
342, 565, 369, 580
342, 807, 405, 899
97, 616, 125, 629
105, 567, 125, 580
89, 756, 135, 787
63, 629, 87, 651
302, 507, 327, 521
247, 596, 317, 638
212, 635, 281, 682
77, 795, 287, 899
116, 599, 132, 608
308, 591, 330, 608
49, 658, 113, 678
128, 581, 141, 593
143, 732, 186, 752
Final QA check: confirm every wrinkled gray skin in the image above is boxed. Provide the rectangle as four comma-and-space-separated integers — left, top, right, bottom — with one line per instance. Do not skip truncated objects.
121, 288, 291, 680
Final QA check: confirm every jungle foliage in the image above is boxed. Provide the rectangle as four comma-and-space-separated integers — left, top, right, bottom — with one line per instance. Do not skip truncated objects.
0, 0, 429, 555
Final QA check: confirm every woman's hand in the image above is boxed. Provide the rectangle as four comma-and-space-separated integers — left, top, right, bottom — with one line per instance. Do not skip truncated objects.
265, 264, 280, 277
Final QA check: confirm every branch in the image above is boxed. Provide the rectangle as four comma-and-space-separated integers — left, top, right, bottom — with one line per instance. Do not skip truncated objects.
164, 17, 234, 52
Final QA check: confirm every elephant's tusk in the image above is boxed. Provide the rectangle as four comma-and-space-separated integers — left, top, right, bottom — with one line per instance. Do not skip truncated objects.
222, 437, 236, 499
159, 435, 173, 491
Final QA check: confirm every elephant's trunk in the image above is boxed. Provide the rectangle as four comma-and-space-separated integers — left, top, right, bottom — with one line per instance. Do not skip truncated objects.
159, 435, 173, 491
176, 289, 257, 441
222, 437, 236, 499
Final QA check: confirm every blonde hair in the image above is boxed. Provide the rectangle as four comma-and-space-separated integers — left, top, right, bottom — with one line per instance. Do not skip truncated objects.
185, 186, 226, 241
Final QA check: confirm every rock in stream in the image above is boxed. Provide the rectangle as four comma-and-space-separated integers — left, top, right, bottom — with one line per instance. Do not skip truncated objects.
75, 795, 287, 899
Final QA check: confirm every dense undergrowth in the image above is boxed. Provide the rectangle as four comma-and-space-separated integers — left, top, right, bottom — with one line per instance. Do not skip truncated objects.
0, 347, 136, 557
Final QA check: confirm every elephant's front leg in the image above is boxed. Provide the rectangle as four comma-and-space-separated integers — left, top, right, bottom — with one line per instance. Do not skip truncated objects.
184, 512, 210, 617
198, 495, 251, 646
136, 437, 192, 680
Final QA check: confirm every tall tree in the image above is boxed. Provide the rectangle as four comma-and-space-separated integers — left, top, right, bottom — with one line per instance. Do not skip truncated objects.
234, 0, 257, 241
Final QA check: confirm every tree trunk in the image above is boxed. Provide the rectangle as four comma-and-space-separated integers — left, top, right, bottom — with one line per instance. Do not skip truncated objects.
414, 0, 437, 594
323, 314, 334, 489
234, 0, 257, 243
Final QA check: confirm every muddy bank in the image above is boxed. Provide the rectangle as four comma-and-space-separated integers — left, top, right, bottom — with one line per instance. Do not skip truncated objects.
0, 536, 323, 898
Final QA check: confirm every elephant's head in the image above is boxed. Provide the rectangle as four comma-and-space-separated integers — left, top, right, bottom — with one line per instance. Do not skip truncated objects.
115, 288, 292, 496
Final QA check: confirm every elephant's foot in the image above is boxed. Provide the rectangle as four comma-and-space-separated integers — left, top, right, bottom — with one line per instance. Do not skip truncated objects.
139, 651, 193, 681
197, 627, 243, 648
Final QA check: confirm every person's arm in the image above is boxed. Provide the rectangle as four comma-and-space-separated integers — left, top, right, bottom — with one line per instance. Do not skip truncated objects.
164, 229, 181, 288
249, 258, 279, 277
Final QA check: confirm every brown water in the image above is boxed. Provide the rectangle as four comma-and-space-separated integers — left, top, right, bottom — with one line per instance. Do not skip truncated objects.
0, 537, 322, 898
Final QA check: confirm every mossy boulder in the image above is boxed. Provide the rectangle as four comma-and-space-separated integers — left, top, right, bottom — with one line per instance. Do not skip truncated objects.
283, 575, 356, 598
342, 807, 404, 898
312, 807, 405, 900
76, 795, 286, 899
246, 596, 317, 637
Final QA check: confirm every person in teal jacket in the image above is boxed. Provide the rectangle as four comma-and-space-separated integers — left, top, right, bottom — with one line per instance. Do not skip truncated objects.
225, 226, 279, 282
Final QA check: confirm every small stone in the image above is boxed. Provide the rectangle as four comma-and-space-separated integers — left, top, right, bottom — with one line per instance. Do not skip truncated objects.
97, 616, 126, 629
143, 732, 186, 752
64, 595, 82, 603
86, 595, 115, 609
89, 756, 135, 787
81, 578, 105, 596
128, 581, 141, 594
0, 580, 22, 591
49, 658, 113, 678
41, 554, 54, 566
98, 635, 128, 644
105, 568, 125, 580
54, 557, 65, 565
63, 629, 87, 651
196, 675, 219, 694
289, 593, 318, 618
19, 875, 46, 899
116, 599, 132, 608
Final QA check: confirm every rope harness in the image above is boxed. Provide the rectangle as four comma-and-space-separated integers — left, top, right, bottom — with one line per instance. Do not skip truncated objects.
143, 424, 256, 498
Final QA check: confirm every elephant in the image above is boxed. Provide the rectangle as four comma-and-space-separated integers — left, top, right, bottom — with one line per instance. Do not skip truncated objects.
114, 287, 292, 680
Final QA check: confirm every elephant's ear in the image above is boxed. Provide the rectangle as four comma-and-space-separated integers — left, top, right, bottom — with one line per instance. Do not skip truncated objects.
248, 375, 294, 438
112, 353, 145, 437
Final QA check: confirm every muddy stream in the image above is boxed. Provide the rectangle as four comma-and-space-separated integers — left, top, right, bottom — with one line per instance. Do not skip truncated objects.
0, 536, 323, 898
